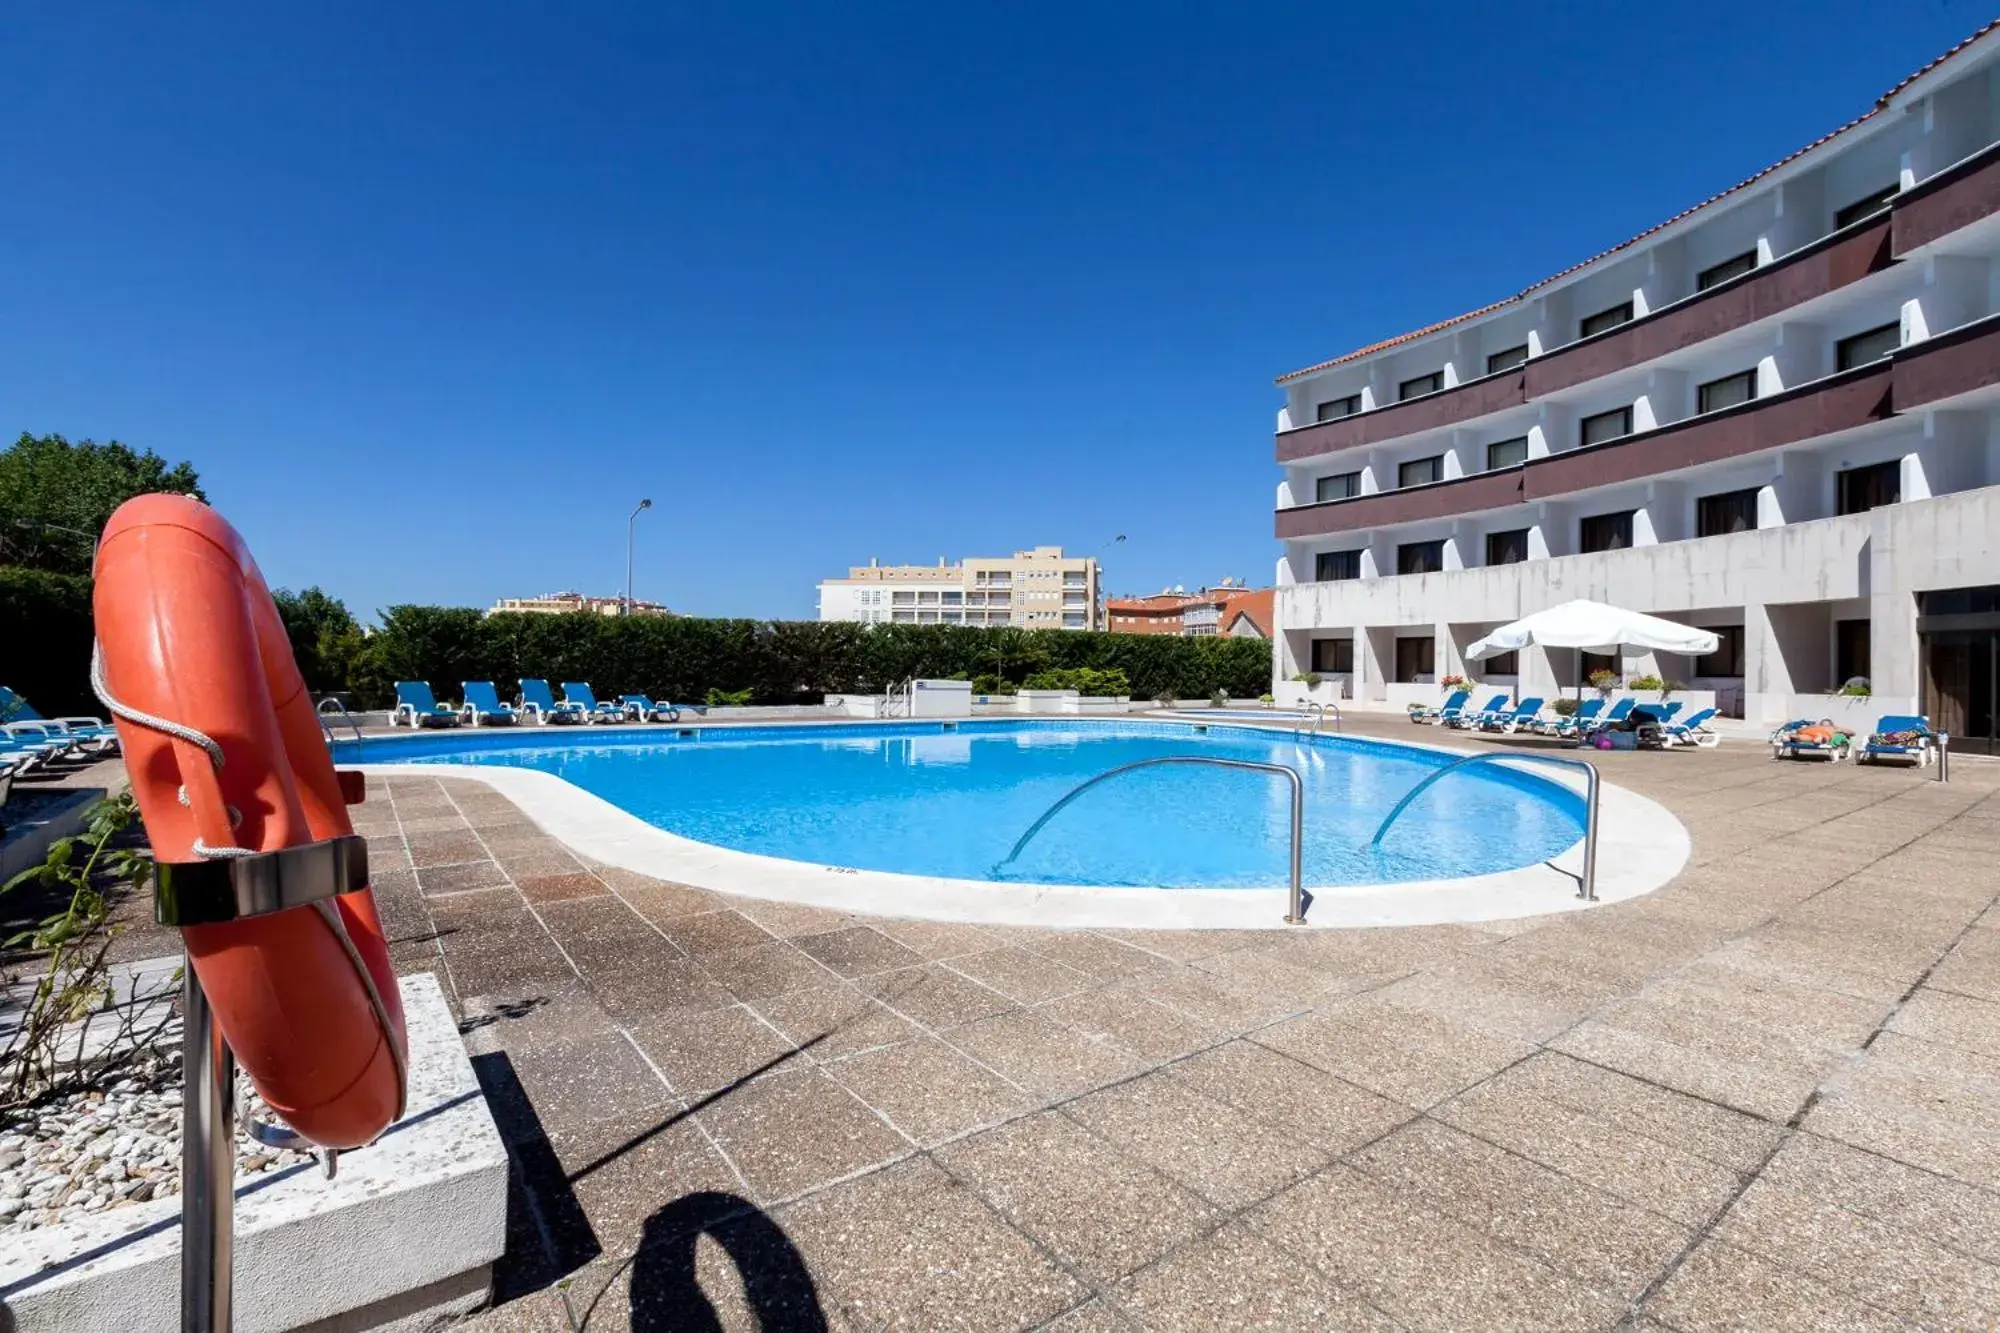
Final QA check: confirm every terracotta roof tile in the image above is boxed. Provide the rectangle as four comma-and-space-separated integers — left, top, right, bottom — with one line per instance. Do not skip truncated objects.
1275, 18, 2000, 387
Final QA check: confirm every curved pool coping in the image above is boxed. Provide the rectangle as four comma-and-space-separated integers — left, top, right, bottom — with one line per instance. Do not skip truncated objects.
349, 719, 1691, 930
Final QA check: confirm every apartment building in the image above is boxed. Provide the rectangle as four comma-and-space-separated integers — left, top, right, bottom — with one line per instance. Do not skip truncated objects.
487, 591, 672, 617
817, 546, 1104, 629
1272, 21, 2000, 750
1109, 583, 1275, 638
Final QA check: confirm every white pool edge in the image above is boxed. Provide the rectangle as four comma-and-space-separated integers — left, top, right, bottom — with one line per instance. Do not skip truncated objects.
352, 726, 1691, 930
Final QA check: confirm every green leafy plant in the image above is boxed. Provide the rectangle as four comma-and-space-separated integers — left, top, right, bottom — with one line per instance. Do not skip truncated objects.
1551, 697, 1582, 717
1209, 688, 1229, 707
1153, 690, 1176, 707
1439, 672, 1472, 691
1021, 667, 1131, 697
1837, 677, 1872, 697
970, 673, 1015, 696
703, 686, 756, 707
1, 792, 168, 1107
1258, 693, 1274, 705
1293, 671, 1321, 687
1587, 669, 1620, 698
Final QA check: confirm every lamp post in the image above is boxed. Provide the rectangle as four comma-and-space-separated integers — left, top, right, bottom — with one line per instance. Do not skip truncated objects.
625, 499, 653, 615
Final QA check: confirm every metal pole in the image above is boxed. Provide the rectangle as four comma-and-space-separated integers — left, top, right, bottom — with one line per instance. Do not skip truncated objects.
624, 498, 653, 615
1283, 769, 1306, 925
182, 958, 234, 1332
1579, 766, 1600, 902
1938, 732, 1950, 783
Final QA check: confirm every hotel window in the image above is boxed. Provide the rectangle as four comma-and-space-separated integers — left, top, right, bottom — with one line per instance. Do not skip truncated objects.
1398, 371, 1443, 401
1835, 619, 1871, 684
1579, 406, 1634, 447
1836, 322, 1900, 370
1579, 300, 1634, 338
1578, 510, 1634, 554
941, 590, 963, 604
1394, 636, 1435, 683
1697, 251, 1758, 290
1315, 394, 1361, 422
1834, 184, 1897, 229
1580, 649, 1618, 680
1397, 540, 1446, 575
1697, 487, 1760, 537
1315, 471, 1360, 502
1310, 638, 1353, 673
1486, 436, 1529, 470
1398, 455, 1443, 488
1836, 459, 1902, 515
1486, 344, 1529, 374
1485, 528, 1530, 566
1315, 550, 1362, 582
1698, 370, 1757, 414
1484, 651, 1520, 675
1696, 626, 1745, 677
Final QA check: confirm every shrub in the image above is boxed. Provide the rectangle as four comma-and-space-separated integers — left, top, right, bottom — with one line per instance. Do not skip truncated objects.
1838, 677, 1872, 697
1587, 669, 1621, 698
1022, 666, 1131, 697
1551, 697, 1581, 717
970, 674, 1015, 696
1258, 693, 1274, 704
704, 686, 756, 707
1293, 671, 1321, 687
1626, 674, 1667, 692
0, 568, 96, 718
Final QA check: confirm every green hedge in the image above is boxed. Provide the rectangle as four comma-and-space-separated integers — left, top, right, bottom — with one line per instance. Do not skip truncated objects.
0, 583, 1273, 717
345, 609, 1270, 709
0, 568, 97, 719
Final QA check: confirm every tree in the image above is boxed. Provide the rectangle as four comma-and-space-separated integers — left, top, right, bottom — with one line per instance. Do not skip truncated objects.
271, 586, 365, 696
0, 433, 205, 574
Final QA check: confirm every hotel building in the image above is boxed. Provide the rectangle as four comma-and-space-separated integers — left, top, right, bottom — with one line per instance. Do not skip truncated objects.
817, 547, 1104, 629
1272, 22, 2000, 751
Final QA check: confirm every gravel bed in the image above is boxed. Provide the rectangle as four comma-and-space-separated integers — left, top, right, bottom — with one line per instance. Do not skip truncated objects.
0, 1052, 313, 1233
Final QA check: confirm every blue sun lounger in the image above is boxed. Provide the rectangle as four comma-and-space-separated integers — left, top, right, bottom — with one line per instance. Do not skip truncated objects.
1479, 697, 1545, 734
391, 681, 462, 728
1660, 707, 1720, 748
1857, 715, 1937, 767
518, 679, 585, 725
619, 694, 681, 723
1580, 699, 1636, 736
1771, 719, 1851, 762
0, 685, 119, 753
1409, 690, 1469, 724
1537, 698, 1604, 737
561, 682, 628, 724
1448, 694, 1511, 729
460, 681, 520, 726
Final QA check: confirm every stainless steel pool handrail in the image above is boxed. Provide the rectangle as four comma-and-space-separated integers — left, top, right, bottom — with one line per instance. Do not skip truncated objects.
1299, 701, 1340, 734
316, 696, 365, 744
1369, 751, 1600, 901
992, 756, 1309, 924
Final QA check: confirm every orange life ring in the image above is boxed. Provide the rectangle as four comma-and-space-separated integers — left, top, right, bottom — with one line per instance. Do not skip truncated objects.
93, 494, 406, 1150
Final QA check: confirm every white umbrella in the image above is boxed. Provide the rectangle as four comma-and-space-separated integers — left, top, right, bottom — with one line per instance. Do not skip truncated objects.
1466, 599, 1719, 660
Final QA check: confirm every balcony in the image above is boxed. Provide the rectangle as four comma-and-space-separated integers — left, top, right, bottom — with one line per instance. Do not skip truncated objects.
1275, 467, 1525, 539
1894, 140, 2000, 257
1524, 360, 1893, 499
1272, 215, 1894, 463
1893, 309, 2000, 407
1523, 215, 1892, 396
1275, 370, 1524, 464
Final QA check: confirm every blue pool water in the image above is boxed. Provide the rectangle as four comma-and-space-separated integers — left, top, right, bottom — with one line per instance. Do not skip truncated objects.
337, 720, 1585, 889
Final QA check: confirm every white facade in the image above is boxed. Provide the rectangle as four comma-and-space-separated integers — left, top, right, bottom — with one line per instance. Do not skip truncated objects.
817, 547, 1103, 629
1270, 25, 2000, 749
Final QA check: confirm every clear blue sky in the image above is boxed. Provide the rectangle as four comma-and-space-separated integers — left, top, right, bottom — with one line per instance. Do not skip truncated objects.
3, 2, 1987, 621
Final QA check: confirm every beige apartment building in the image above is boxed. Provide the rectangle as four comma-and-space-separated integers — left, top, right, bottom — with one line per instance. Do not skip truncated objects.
816, 546, 1104, 629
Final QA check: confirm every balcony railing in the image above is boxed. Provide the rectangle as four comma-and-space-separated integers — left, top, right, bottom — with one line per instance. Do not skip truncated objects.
1275, 211, 1897, 463
1276, 467, 1526, 540
1894, 139, 2000, 257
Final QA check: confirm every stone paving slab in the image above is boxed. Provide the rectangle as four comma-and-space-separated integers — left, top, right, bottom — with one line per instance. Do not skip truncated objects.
345, 721, 2000, 1330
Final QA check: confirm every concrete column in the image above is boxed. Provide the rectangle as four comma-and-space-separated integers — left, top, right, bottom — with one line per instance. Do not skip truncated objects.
1635, 369, 1688, 431
1523, 642, 1565, 702
1760, 174, 1825, 262
1639, 238, 1689, 314
1358, 626, 1392, 702
1904, 256, 1991, 343
1744, 601, 1791, 723
1529, 402, 1572, 458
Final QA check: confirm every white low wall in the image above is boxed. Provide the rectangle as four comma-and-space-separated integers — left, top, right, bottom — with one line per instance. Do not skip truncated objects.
909, 679, 973, 718
1273, 678, 1350, 708
1779, 694, 1916, 733
1014, 690, 1076, 714
2, 973, 507, 1332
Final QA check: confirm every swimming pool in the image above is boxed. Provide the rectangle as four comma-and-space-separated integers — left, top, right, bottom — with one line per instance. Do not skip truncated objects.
337, 720, 1585, 890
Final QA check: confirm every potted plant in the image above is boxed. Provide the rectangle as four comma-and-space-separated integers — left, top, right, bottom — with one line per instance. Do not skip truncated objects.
1838, 677, 1872, 697
1587, 669, 1620, 699
1258, 693, 1275, 707
1438, 672, 1472, 693
1551, 697, 1581, 719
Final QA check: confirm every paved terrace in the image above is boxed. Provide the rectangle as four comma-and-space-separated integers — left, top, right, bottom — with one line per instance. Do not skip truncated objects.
340, 718, 2000, 1332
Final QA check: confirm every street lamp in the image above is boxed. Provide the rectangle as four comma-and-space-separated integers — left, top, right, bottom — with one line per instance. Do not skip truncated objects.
625, 499, 653, 615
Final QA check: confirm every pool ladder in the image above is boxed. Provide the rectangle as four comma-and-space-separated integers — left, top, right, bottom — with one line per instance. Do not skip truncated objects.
992, 756, 1310, 925
882, 677, 914, 719
1369, 751, 1601, 901
315, 696, 365, 746
1298, 701, 1340, 734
